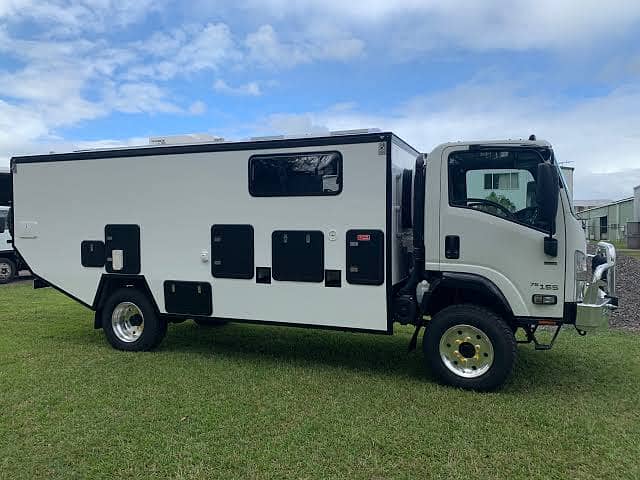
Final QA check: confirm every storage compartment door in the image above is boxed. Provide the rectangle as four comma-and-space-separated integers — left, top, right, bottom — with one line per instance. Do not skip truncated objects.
272, 230, 324, 282
164, 281, 213, 316
346, 230, 384, 285
105, 224, 140, 274
211, 225, 254, 279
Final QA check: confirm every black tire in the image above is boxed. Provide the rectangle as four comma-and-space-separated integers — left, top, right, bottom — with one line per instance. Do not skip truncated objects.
0, 257, 16, 284
102, 288, 167, 351
194, 318, 228, 327
423, 304, 517, 391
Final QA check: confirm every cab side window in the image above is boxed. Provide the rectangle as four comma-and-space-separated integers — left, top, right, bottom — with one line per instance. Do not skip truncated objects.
448, 150, 552, 233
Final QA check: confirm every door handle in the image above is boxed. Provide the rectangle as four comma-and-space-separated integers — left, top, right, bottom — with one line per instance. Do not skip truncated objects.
445, 235, 460, 259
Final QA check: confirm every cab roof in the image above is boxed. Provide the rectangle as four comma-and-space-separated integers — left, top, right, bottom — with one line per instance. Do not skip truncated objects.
433, 138, 552, 151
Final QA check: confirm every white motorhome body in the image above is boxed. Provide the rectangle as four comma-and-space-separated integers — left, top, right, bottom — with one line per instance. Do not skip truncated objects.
11, 132, 617, 390
12, 133, 417, 332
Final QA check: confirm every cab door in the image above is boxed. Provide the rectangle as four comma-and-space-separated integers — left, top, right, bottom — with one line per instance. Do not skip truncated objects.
438, 146, 566, 319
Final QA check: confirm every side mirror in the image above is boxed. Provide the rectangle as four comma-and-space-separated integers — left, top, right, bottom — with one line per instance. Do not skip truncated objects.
0, 217, 5, 234
536, 162, 559, 234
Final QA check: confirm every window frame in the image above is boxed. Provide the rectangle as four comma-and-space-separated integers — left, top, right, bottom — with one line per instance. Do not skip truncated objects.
482, 171, 520, 191
484, 173, 492, 190
248, 150, 343, 197
448, 151, 552, 235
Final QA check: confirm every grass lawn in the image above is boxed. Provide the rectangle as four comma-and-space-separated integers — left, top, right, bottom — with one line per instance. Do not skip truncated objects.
1, 283, 639, 479
619, 249, 640, 259
608, 241, 640, 258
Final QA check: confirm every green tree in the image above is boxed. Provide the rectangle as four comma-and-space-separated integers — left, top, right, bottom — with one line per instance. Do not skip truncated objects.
485, 191, 516, 212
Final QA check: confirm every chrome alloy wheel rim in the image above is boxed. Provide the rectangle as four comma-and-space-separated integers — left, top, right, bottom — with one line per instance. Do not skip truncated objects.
439, 324, 494, 378
111, 302, 144, 343
0, 261, 12, 281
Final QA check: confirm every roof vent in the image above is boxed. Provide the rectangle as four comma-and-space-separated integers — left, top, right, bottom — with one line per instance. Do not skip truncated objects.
249, 135, 286, 141
149, 134, 224, 146
330, 128, 381, 136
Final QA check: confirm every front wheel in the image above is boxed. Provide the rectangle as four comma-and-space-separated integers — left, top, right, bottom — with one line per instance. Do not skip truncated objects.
423, 304, 516, 391
102, 288, 167, 351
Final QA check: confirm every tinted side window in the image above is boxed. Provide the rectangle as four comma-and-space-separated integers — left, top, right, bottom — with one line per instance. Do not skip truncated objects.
249, 152, 342, 197
448, 149, 552, 233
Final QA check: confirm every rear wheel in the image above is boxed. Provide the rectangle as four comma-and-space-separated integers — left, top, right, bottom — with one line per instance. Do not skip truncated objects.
423, 304, 516, 391
102, 288, 167, 351
0, 258, 16, 284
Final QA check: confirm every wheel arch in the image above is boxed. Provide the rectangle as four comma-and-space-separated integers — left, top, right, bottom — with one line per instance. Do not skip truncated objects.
92, 274, 159, 329
422, 272, 514, 321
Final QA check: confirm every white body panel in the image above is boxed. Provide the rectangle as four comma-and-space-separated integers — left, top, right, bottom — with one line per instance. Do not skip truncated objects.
13, 136, 417, 331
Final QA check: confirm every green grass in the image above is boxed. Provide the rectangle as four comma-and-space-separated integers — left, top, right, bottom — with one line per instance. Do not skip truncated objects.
1, 283, 639, 480
619, 249, 640, 259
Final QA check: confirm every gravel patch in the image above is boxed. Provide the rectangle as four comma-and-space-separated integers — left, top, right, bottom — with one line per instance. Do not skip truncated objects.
588, 243, 640, 331
609, 254, 640, 332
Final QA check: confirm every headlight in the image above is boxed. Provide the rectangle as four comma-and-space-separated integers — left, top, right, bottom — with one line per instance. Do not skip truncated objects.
575, 250, 588, 301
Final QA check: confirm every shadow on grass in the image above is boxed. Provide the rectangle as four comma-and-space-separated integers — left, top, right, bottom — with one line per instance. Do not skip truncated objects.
61, 318, 628, 393
68, 319, 427, 381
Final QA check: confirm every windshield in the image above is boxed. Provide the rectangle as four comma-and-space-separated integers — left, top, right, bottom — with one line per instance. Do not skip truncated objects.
557, 163, 577, 218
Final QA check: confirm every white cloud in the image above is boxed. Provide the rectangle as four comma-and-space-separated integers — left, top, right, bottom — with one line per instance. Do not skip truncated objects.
213, 79, 262, 96
0, 0, 165, 34
237, 0, 640, 52
267, 113, 329, 136
245, 24, 364, 68
188, 100, 207, 115
103, 82, 182, 114
255, 82, 640, 199
0, 21, 225, 165
130, 23, 240, 80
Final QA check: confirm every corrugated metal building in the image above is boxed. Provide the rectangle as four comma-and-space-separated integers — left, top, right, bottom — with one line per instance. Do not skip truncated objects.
577, 197, 634, 243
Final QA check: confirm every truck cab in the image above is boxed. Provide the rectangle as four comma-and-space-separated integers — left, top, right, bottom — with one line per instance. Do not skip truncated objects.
399, 137, 617, 389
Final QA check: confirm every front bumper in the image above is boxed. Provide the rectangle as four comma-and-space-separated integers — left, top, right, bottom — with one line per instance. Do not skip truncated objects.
575, 242, 617, 332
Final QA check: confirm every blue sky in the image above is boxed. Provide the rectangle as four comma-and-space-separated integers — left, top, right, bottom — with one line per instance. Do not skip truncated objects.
1, 0, 640, 198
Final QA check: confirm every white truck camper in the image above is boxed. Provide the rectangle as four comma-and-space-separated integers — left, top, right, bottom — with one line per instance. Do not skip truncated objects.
0, 166, 25, 283
10, 132, 618, 390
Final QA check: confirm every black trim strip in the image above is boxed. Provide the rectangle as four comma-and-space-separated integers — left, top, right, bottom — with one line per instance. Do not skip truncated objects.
11, 132, 398, 165
160, 313, 392, 335
385, 137, 393, 333
513, 316, 568, 324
